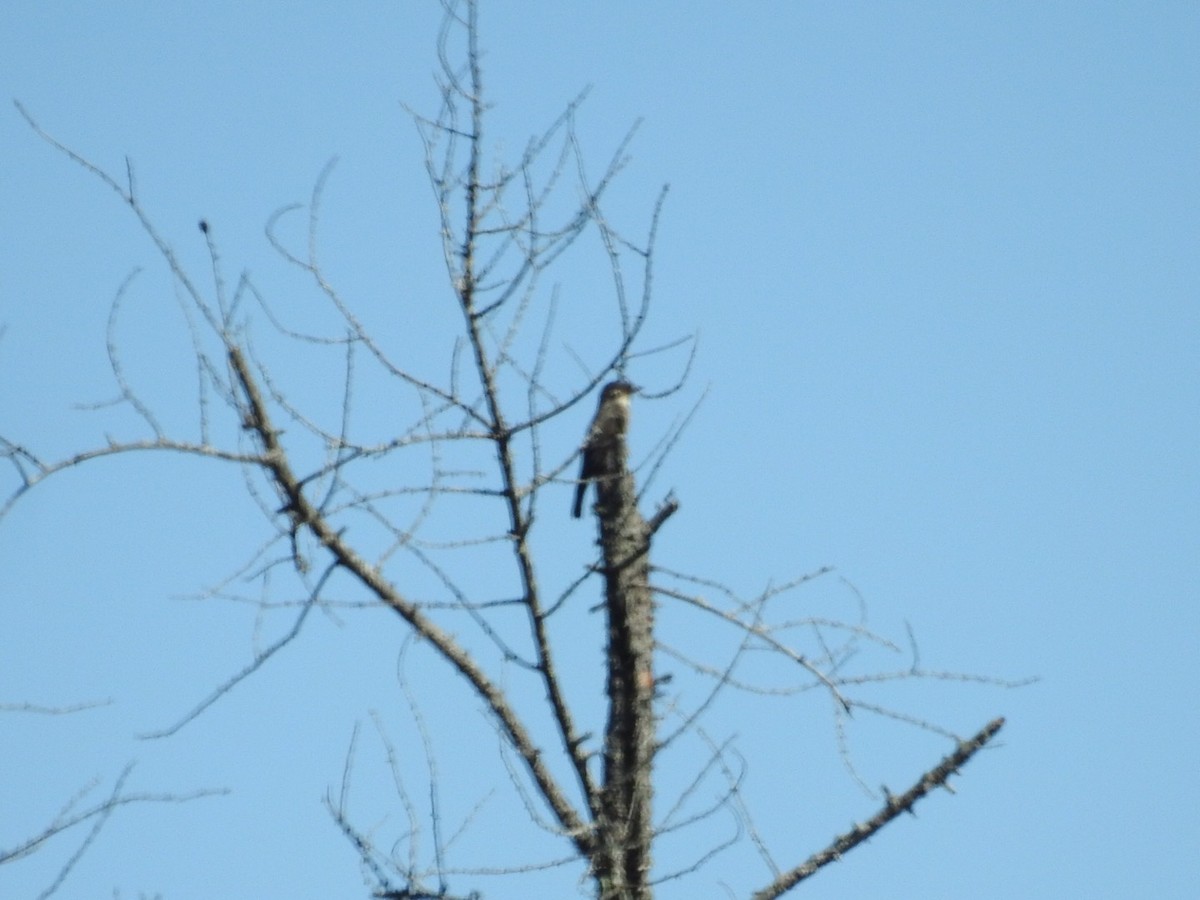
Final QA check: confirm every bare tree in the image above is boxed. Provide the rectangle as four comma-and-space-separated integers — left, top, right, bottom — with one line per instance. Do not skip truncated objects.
2, 3, 1023, 897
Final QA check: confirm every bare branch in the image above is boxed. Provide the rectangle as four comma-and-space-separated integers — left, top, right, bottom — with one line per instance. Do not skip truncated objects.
1, 763, 226, 891
140, 561, 333, 739
0, 699, 111, 715
750, 717, 1007, 899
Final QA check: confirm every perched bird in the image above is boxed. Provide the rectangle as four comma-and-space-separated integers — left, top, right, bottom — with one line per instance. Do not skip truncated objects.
572, 380, 637, 518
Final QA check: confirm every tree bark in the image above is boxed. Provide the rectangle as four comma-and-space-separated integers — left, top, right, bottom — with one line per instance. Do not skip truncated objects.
593, 439, 655, 899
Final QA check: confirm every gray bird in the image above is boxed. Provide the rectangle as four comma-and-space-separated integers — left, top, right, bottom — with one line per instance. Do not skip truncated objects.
572, 381, 636, 518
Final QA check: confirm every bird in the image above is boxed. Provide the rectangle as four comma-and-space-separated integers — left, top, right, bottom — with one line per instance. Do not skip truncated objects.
572, 380, 637, 518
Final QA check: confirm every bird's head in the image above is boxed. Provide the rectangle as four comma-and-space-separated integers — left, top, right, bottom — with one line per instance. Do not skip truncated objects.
601, 380, 637, 404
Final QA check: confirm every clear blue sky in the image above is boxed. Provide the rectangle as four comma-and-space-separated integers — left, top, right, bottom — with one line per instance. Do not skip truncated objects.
2, 3, 1197, 898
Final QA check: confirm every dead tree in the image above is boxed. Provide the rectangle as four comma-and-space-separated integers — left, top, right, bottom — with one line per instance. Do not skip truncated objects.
2, 2, 1022, 897
573, 378, 661, 899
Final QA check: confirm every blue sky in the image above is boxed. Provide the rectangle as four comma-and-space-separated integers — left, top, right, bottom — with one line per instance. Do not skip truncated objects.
2, 3, 1197, 899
